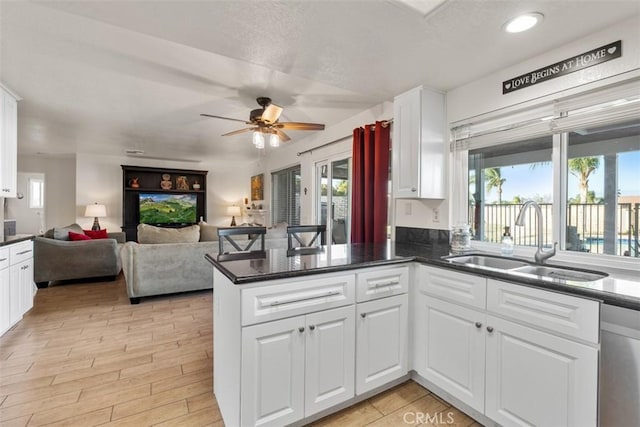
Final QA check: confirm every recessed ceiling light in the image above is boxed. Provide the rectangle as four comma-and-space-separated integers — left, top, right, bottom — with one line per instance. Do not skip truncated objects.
503, 12, 544, 33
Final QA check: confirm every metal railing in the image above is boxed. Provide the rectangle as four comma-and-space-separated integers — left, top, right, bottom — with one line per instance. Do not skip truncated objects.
471, 202, 639, 257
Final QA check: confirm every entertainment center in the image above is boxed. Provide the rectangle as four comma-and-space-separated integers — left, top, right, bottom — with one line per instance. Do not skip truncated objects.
121, 165, 208, 241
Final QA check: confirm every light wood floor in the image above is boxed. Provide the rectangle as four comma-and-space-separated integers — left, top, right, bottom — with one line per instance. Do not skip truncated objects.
1, 275, 481, 426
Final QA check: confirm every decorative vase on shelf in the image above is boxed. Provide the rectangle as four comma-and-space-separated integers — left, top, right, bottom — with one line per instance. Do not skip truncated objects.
192, 181, 201, 190
129, 177, 140, 188
160, 174, 172, 190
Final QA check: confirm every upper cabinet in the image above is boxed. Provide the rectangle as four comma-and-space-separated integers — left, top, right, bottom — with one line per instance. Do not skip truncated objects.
392, 86, 445, 199
0, 86, 19, 198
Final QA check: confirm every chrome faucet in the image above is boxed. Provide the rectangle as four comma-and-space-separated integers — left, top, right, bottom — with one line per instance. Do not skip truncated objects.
515, 200, 557, 264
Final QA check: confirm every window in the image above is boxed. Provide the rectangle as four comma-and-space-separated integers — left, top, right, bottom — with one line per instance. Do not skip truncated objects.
271, 165, 301, 226
29, 177, 45, 209
452, 78, 640, 259
315, 156, 351, 243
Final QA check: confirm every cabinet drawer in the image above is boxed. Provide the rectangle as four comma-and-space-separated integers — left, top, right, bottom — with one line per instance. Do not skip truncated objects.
356, 266, 409, 302
487, 279, 600, 344
241, 274, 355, 326
0, 247, 9, 270
9, 241, 33, 266
417, 265, 486, 309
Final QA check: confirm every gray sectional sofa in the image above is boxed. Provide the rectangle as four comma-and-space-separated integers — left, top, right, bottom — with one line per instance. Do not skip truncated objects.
120, 223, 287, 303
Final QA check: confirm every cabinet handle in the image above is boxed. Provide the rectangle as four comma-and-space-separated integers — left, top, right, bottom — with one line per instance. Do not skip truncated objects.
17, 250, 32, 255
373, 280, 399, 288
269, 290, 341, 307
0, 258, 7, 262
309, 325, 315, 331
486, 326, 494, 333
360, 313, 367, 318
475, 322, 482, 329
411, 187, 417, 192
298, 327, 305, 333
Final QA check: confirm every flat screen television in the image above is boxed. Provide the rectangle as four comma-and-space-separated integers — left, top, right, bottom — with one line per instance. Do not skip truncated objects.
138, 193, 197, 225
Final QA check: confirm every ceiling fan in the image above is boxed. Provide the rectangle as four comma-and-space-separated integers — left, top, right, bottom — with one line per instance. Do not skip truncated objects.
200, 97, 325, 147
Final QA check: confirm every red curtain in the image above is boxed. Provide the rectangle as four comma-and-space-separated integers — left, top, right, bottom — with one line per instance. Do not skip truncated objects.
351, 121, 390, 243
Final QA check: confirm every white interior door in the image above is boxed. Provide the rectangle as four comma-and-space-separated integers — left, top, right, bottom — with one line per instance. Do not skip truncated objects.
315, 156, 351, 244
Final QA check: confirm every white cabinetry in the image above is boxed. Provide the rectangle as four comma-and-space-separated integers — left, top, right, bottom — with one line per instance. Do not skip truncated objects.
414, 265, 599, 427
392, 86, 445, 199
241, 305, 354, 426
0, 86, 18, 198
1, 240, 34, 336
356, 293, 408, 394
215, 265, 410, 427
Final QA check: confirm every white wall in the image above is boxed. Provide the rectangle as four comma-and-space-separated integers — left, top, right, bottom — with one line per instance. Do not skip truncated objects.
75, 153, 260, 231
447, 16, 640, 123
16, 154, 76, 230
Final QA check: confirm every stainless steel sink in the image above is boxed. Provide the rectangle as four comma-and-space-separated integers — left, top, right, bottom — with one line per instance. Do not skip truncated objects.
443, 253, 608, 282
510, 265, 608, 282
445, 254, 529, 270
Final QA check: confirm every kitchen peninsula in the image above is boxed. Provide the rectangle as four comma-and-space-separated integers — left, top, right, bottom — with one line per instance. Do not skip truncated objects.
207, 240, 639, 427
207, 243, 414, 427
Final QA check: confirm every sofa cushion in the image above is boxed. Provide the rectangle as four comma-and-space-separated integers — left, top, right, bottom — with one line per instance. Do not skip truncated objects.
137, 224, 200, 244
53, 223, 83, 240
69, 231, 92, 241
199, 222, 219, 242
84, 229, 109, 239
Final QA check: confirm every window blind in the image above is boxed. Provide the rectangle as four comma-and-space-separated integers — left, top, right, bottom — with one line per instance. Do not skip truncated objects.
271, 165, 301, 226
451, 78, 640, 152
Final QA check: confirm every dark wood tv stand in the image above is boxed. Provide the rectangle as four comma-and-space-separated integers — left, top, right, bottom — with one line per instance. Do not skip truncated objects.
121, 165, 208, 241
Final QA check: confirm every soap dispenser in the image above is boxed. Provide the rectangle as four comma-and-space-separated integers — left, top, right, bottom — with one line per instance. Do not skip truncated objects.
501, 226, 514, 256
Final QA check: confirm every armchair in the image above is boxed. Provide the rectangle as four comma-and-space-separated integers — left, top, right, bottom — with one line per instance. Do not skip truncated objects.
34, 231, 125, 288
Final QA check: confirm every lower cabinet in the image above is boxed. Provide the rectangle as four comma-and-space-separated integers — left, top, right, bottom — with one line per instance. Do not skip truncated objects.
1, 241, 34, 336
241, 305, 355, 427
356, 293, 408, 394
415, 265, 599, 427
418, 295, 485, 412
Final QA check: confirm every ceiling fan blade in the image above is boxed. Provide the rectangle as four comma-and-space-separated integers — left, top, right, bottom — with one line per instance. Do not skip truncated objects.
276, 122, 325, 131
261, 103, 283, 124
275, 129, 291, 142
222, 127, 257, 137
201, 113, 249, 124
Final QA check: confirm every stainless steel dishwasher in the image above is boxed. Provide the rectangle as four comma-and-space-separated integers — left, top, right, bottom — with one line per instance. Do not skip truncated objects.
600, 304, 640, 427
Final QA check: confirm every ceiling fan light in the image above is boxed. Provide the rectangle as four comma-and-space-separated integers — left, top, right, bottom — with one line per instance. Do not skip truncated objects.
253, 131, 265, 149
269, 133, 280, 148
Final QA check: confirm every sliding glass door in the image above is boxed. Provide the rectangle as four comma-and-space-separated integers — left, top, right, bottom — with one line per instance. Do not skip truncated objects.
316, 156, 351, 244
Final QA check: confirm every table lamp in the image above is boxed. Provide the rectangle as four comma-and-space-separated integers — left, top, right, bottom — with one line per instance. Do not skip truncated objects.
227, 205, 241, 226
85, 203, 107, 230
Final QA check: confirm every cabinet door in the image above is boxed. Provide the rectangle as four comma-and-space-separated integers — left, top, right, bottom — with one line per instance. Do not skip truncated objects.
393, 87, 421, 198
8, 263, 23, 325
0, 267, 10, 335
304, 305, 355, 416
417, 295, 486, 413
241, 316, 305, 427
1, 89, 18, 198
356, 294, 408, 394
18, 258, 34, 315
485, 315, 598, 427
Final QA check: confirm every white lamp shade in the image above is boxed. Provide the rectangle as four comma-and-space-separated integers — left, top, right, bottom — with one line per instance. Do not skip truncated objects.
226, 206, 241, 216
85, 203, 107, 217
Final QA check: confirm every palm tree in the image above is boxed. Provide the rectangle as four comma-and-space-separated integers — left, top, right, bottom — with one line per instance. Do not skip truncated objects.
485, 167, 506, 203
569, 157, 600, 203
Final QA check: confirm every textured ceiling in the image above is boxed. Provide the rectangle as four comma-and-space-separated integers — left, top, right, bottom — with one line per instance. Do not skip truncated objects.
1, 0, 638, 163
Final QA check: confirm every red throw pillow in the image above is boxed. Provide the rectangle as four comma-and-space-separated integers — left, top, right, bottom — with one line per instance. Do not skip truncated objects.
84, 229, 108, 239
69, 231, 91, 241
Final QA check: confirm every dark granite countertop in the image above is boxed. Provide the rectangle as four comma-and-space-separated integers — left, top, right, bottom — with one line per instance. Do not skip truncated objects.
205, 243, 414, 284
1, 234, 35, 247
206, 241, 640, 310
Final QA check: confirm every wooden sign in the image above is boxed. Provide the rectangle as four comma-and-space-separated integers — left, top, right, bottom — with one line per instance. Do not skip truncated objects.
503, 40, 622, 94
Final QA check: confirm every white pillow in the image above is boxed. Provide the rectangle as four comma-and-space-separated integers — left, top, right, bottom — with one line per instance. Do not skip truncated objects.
199, 221, 219, 242
137, 224, 200, 244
